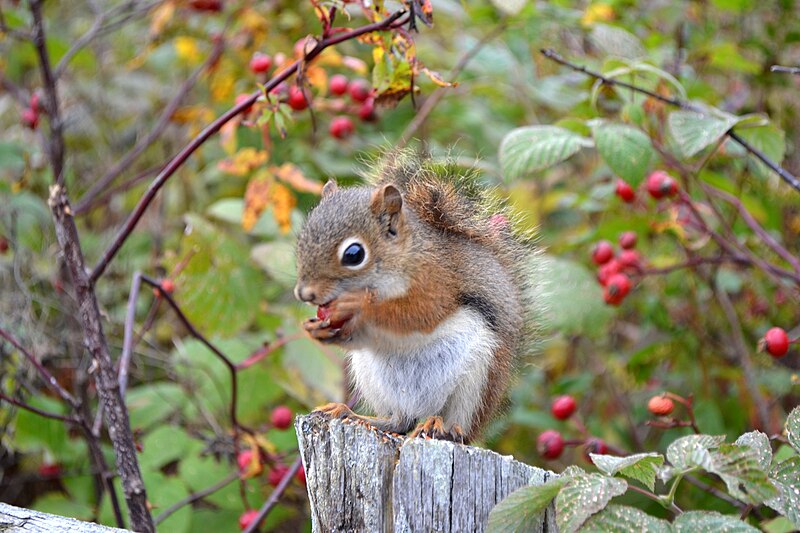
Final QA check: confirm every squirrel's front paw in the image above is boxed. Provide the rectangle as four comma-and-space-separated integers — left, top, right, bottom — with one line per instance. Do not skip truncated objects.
303, 317, 344, 343
409, 416, 466, 444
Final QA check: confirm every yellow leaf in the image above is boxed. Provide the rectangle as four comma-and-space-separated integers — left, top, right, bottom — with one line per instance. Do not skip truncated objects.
218, 148, 269, 176
149, 1, 175, 36
581, 3, 615, 27
420, 67, 456, 88
174, 36, 201, 64
270, 182, 297, 234
242, 171, 272, 231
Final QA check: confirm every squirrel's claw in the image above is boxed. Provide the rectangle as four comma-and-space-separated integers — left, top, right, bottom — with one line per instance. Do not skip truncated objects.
313, 402, 356, 419
409, 416, 465, 444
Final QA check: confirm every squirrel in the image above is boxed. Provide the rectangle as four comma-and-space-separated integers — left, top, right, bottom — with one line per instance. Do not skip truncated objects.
294, 153, 538, 443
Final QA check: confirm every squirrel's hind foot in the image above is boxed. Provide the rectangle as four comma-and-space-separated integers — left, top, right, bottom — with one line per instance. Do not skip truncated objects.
312, 403, 411, 436
409, 416, 466, 444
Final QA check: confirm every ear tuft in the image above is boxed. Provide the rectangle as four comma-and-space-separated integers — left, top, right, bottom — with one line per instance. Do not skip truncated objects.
321, 180, 339, 198
371, 184, 403, 215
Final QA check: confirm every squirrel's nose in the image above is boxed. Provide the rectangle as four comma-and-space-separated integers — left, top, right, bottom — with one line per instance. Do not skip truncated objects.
294, 283, 316, 303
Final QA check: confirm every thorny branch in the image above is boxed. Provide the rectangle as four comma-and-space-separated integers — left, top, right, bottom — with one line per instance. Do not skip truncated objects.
90, 9, 409, 282
540, 48, 800, 193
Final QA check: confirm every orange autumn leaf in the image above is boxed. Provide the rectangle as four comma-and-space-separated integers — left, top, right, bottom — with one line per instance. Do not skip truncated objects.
242, 172, 271, 231
149, 1, 176, 37
270, 182, 297, 234
274, 163, 323, 194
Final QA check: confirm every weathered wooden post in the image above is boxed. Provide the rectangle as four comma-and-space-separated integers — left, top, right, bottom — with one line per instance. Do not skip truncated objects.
0, 502, 130, 532
296, 413, 557, 532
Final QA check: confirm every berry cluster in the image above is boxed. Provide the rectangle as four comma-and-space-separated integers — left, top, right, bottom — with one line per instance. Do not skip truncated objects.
536, 395, 609, 461
234, 405, 305, 529
242, 47, 378, 141
614, 170, 679, 204
591, 231, 641, 306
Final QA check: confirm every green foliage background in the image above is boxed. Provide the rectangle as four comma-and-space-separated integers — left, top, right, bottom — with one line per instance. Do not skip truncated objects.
1, 0, 798, 531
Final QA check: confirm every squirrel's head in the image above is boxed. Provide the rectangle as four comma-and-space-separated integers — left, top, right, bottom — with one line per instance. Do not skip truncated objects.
294, 180, 413, 305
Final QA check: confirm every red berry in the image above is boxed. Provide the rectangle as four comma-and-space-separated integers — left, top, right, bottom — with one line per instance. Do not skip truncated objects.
597, 259, 621, 286
271, 405, 293, 430
30, 93, 41, 113
348, 79, 371, 103
619, 231, 637, 250
287, 86, 309, 111
617, 249, 641, 271
329, 116, 355, 139
267, 464, 290, 487
189, 0, 223, 12
296, 464, 306, 485
152, 279, 175, 298
329, 74, 349, 96
647, 396, 675, 416
603, 273, 631, 305
237, 449, 262, 477
0, 236, 8, 254
646, 170, 678, 200
249, 52, 272, 74
235, 93, 253, 115
238, 510, 260, 531
764, 327, 790, 358
592, 240, 614, 265
551, 395, 577, 420
38, 462, 61, 478
585, 438, 608, 457
21, 108, 38, 129
358, 98, 377, 122
615, 179, 635, 203
537, 430, 564, 460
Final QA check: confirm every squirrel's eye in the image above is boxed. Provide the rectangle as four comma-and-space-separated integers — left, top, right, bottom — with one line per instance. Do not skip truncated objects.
341, 243, 366, 267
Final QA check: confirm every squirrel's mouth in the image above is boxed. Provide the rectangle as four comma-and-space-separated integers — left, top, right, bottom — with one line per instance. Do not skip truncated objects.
316, 301, 352, 329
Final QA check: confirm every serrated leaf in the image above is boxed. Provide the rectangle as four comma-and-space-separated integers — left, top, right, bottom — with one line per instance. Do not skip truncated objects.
556, 473, 627, 533
487, 476, 568, 533
785, 406, 800, 453
734, 431, 772, 471
499, 126, 592, 182
590, 453, 664, 491
709, 444, 779, 504
673, 511, 759, 532
590, 121, 656, 185
766, 456, 800, 529
666, 434, 725, 471
580, 504, 671, 533
668, 110, 740, 158
589, 24, 645, 59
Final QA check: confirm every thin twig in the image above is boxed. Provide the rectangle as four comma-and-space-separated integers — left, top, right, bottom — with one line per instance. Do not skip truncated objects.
154, 471, 239, 525
119, 272, 143, 397
242, 457, 303, 533
75, 34, 225, 214
540, 48, 800, 193
90, 9, 409, 282
76, 165, 161, 216
0, 392, 79, 424
770, 65, 800, 75
0, 326, 79, 407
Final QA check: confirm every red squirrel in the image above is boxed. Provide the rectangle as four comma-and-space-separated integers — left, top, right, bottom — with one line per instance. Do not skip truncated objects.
294, 154, 537, 442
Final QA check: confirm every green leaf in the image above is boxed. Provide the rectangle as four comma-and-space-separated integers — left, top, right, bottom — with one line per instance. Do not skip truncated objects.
499, 126, 592, 182
590, 121, 656, 185
766, 456, 800, 529
536, 256, 613, 337
487, 476, 569, 533
590, 453, 664, 491
668, 111, 740, 158
556, 473, 627, 533
734, 124, 786, 180
139, 425, 194, 472
673, 511, 759, 532
32, 495, 94, 522
665, 434, 725, 471
589, 24, 645, 59
251, 241, 296, 288
787, 406, 800, 453
0, 142, 25, 171
708, 444, 779, 504
171, 215, 262, 336
126, 383, 187, 431
580, 504, 671, 533
734, 431, 772, 471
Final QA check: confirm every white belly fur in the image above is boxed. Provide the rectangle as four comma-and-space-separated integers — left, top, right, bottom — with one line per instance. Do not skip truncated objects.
348, 307, 497, 433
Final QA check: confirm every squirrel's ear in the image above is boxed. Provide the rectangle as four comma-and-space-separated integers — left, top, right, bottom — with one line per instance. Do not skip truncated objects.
321, 180, 338, 198
371, 184, 403, 216
371, 184, 403, 236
